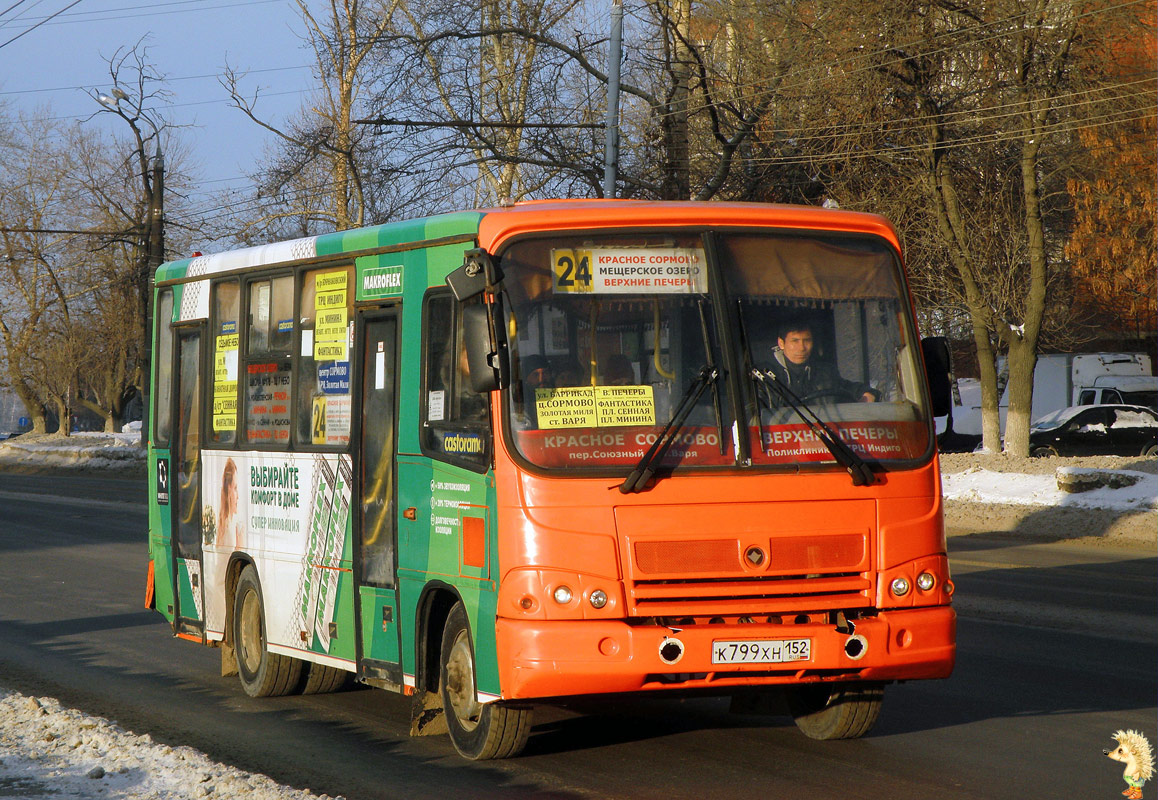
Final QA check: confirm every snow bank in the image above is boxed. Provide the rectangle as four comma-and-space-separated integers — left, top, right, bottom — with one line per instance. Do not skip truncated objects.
0, 432, 144, 470
942, 467, 1157, 511
0, 688, 336, 800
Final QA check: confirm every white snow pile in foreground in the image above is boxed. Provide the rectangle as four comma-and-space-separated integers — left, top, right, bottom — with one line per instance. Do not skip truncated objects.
0, 688, 336, 800
942, 467, 1157, 511
0, 433, 144, 469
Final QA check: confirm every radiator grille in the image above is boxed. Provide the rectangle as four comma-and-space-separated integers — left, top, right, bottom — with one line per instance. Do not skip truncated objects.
626, 532, 870, 616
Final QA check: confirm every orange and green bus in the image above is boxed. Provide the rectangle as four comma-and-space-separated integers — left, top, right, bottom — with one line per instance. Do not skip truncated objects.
145, 200, 955, 759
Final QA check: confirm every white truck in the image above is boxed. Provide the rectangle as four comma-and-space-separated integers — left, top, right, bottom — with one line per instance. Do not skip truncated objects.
1071, 353, 1157, 408
948, 352, 1156, 436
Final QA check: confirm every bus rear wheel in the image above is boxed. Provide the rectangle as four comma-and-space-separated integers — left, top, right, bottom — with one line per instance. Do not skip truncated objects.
787, 682, 884, 740
439, 602, 532, 760
233, 566, 302, 698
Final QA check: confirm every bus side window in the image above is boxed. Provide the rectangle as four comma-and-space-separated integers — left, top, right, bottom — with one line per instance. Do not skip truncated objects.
244, 276, 294, 448
421, 291, 490, 470
154, 289, 174, 446
210, 280, 241, 446
295, 267, 354, 449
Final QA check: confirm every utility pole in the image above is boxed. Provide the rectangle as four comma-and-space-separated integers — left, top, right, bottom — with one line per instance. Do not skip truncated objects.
96, 84, 165, 445
603, 0, 623, 198
141, 142, 164, 446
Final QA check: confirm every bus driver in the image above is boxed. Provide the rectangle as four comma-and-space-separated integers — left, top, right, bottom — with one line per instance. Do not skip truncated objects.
769, 318, 878, 403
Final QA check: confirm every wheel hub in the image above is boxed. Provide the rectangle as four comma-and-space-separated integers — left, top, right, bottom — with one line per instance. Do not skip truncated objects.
445, 630, 481, 730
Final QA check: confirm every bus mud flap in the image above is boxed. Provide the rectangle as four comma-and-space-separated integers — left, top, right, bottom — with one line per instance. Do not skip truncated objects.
410, 690, 448, 736
221, 642, 238, 677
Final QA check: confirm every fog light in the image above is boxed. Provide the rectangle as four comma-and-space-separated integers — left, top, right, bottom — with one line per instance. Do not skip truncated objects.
552, 585, 573, 604
890, 577, 911, 597
589, 589, 608, 609
916, 572, 936, 592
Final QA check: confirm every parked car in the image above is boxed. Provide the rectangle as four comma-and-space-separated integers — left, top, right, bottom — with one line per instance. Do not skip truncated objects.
1028, 404, 1158, 457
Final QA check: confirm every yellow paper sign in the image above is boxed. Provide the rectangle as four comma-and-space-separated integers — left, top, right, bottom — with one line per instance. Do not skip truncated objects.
594, 386, 655, 426
535, 387, 597, 428
314, 340, 347, 361
534, 385, 656, 428
315, 308, 347, 342
551, 249, 594, 293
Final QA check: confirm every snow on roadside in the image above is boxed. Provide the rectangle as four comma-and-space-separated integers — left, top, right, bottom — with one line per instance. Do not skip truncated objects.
0, 432, 144, 470
941, 467, 1157, 511
0, 688, 336, 800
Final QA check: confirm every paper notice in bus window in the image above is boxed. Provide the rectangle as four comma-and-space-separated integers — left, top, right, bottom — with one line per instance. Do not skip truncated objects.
325, 395, 351, 444
552, 248, 707, 295
315, 271, 347, 292
535, 385, 655, 428
594, 386, 655, 426
428, 390, 445, 421
314, 340, 346, 361
315, 308, 347, 342
213, 334, 240, 432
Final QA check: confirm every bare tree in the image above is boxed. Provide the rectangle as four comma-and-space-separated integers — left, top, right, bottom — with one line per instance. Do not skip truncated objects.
225, 0, 397, 234
754, 0, 1133, 454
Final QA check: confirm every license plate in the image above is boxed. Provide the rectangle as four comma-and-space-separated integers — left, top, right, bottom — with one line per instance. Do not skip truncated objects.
711, 638, 811, 665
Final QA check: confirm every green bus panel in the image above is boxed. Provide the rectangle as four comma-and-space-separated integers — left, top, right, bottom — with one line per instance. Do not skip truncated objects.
359, 589, 401, 664
148, 450, 176, 623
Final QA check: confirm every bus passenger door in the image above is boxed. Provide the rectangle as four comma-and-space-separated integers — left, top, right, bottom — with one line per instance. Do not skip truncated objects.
355, 311, 403, 682
173, 328, 205, 638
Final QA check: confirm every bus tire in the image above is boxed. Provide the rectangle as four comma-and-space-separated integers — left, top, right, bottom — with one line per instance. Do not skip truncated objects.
233, 565, 302, 698
787, 682, 884, 740
439, 602, 531, 760
299, 662, 351, 695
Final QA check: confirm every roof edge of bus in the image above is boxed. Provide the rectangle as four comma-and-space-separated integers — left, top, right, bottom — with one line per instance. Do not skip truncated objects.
154, 210, 484, 282
475, 199, 899, 251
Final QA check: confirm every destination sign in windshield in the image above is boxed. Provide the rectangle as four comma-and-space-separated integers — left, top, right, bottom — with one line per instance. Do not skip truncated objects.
551, 247, 708, 294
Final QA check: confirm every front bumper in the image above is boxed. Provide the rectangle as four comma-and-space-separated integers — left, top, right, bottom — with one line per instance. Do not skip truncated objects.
496, 605, 955, 700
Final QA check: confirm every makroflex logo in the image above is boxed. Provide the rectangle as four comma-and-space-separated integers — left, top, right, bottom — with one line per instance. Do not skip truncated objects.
361, 265, 403, 299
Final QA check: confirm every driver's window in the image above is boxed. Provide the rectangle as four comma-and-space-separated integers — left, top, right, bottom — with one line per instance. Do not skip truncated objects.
421, 291, 490, 470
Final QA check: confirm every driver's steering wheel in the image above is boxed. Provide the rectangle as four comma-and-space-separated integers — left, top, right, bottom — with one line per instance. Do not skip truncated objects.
800, 387, 858, 404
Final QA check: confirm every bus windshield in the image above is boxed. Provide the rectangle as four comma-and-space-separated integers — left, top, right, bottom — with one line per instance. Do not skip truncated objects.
499, 229, 931, 473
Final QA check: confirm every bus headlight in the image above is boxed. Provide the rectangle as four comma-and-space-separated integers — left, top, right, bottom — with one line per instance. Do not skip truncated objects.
552, 585, 573, 605
916, 571, 936, 592
589, 589, 608, 609
890, 577, 911, 597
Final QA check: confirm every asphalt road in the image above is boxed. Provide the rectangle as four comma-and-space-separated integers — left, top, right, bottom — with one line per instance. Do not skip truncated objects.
0, 471, 1154, 799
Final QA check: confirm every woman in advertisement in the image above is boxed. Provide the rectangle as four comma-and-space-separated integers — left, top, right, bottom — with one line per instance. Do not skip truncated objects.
218, 457, 245, 550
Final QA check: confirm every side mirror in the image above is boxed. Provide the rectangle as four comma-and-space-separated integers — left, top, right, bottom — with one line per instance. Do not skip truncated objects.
463, 299, 510, 393
447, 248, 502, 301
921, 336, 952, 418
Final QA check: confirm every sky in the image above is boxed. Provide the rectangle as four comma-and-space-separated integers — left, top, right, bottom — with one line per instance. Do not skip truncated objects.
0, 0, 312, 241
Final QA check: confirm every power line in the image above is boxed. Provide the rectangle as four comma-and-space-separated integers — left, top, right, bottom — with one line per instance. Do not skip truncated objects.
0, 63, 311, 96
0, 0, 82, 49
0, 0, 284, 30
0, 0, 35, 21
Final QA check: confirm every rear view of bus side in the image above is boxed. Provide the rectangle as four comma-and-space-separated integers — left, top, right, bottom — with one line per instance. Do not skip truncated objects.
145, 200, 955, 761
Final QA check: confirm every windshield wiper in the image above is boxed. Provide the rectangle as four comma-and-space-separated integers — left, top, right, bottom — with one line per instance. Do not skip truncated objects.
620, 365, 718, 494
750, 367, 875, 486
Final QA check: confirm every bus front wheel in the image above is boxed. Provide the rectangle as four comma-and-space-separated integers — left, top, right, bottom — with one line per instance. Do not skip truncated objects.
438, 602, 532, 760
233, 565, 302, 698
787, 682, 884, 740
